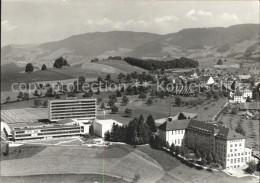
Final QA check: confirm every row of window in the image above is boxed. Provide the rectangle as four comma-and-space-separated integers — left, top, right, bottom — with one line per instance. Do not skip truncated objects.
171, 130, 184, 135
38, 130, 81, 136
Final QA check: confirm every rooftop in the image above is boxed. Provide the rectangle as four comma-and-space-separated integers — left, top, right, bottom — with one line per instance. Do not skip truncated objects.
159, 119, 190, 131
95, 119, 122, 125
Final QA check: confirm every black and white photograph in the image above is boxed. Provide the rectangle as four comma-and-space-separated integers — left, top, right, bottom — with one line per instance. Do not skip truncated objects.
1, 0, 260, 182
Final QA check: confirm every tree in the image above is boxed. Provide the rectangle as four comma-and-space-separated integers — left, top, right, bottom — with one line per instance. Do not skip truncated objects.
146, 114, 157, 132
201, 158, 207, 166
43, 100, 48, 108
138, 93, 147, 100
5, 96, 10, 103
34, 99, 42, 108
235, 124, 246, 136
175, 146, 180, 156
231, 81, 236, 91
213, 154, 220, 164
246, 161, 257, 174
108, 99, 116, 109
3, 144, 9, 156
41, 64, 47, 70
78, 76, 86, 85
116, 90, 122, 97
213, 94, 219, 100
121, 95, 129, 106
217, 59, 223, 65
146, 97, 153, 106
17, 91, 24, 99
246, 96, 251, 102
100, 102, 105, 110
195, 150, 201, 160
181, 147, 187, 157
53, 56, 68, 68
25, 63, 34, 73
46, 87, 54, 97
106, 74, 111, 81
96, 88, 101, 95
125, 108, 132, 117
175, 97, 182, 106
23, 93, 29, 100
89, 124, 94, 137
97, 98, 102, 105
111, 105, 118, 114
207, 153, 213, 164
34, 90, 40, 97
178, 112, 187, 120
104, 131, 111, 141
170, 143, 176, 153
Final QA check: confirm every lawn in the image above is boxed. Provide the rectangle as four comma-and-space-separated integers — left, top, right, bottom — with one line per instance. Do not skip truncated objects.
0, 144, 46, 161
97, 59, 147, 73
136, 145, 181, 172
99, 95, 227, 125
0, 174, 128, 183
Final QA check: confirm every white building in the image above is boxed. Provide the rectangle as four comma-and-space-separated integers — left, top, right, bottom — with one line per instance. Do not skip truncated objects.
233, 89, 252, 103
93, 119, 122, 138
200, 76, 214, 86
234, 90, 246, 103
4, 119, 91, 141
48, 98, 97, 121
158, 118, 189, 146
243, 89, 252, 99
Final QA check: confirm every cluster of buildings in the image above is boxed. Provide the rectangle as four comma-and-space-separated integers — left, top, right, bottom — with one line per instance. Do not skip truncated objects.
2, 98, 121, 141
158, 112, 252, 169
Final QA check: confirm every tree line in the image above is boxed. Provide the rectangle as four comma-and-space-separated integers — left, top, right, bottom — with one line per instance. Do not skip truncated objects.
124, 57, 199, 70
104, 114, 157, 145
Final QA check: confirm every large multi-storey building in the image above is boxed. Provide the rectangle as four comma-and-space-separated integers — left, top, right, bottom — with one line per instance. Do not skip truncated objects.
158, 118, 252, 169
4, 119, 91, 141
48, 98, 97, 121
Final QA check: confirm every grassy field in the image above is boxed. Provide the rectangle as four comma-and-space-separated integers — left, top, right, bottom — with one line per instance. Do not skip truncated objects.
100, 95, 227, 125
0, 174, 128, 183
97, 59, 147, 73
1, 144, 257, 183
0, 144, 46, 161
0, 145, 164, 183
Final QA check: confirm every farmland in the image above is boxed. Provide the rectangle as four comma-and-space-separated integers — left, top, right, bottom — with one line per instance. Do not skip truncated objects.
97, 59, 147, 73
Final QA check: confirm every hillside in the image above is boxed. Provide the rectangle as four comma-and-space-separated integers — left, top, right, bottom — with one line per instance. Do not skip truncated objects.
1, 24, 259, 69
130, 24, 260, 60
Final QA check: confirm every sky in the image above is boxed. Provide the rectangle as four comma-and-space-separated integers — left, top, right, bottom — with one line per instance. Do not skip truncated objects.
1, 0, 259, 46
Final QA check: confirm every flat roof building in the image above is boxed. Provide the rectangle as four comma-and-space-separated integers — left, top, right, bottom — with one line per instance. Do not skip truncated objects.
4, 119, 91, 141
48, 98, 97, 122
93, 119, 122, 138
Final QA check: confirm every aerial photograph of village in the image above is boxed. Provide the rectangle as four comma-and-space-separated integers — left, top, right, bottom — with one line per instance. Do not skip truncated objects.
0, 0, 259, 183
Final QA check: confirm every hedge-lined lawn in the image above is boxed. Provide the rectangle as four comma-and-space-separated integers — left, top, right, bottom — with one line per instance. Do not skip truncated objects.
136, 146, 181, 172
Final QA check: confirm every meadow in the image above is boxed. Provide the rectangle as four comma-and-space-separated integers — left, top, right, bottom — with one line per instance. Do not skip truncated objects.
0, 144, 257, 183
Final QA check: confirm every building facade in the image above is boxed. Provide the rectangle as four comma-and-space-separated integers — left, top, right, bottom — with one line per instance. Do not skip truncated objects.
186, 120, 251, 169
48, 98, 97, 121
93, 119, 123, 138
6, 119, 91, 141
